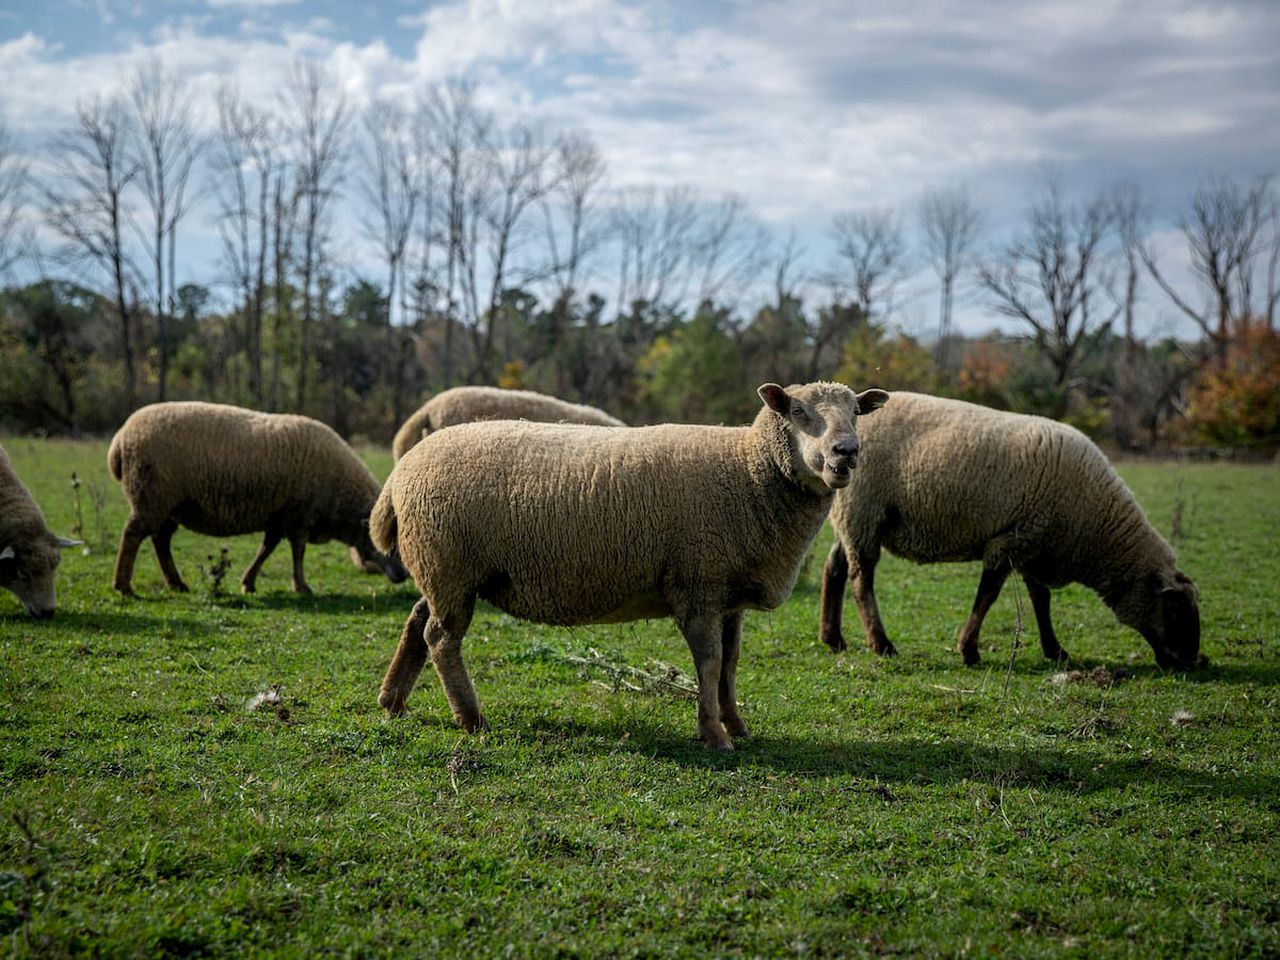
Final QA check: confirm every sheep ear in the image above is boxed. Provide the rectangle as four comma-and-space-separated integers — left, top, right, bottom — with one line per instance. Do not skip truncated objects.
0, 545, 13, 561
758, 383, 791, 415
57, 537, 83, 548
855, 389, 890, 415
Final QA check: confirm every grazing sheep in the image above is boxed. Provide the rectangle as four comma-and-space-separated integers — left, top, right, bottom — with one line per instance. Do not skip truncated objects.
391, 386, 624, 461
0, 444, 79, 618
374, 381, 889, 751
108, 402, 408, 596
818, 392, 1202, 670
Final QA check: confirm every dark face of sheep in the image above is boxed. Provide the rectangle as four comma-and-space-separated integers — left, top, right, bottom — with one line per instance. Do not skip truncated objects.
0, 532, 76, 619
1114, 570, 1203, 670
758, 382, 890, 490
349, 524, 409, 585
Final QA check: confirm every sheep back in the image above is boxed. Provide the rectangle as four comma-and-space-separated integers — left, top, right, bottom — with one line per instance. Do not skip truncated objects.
831, 392, 1176, 590
110, 401, 382, 539
381, 416, 831, 626
391, 386, 624, 460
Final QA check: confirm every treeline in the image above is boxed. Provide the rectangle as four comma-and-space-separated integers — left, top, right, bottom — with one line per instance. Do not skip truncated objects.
0, 59, 1277, 450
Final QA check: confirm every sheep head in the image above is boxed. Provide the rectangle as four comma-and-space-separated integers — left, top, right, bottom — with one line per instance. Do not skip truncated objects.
758, 382, 889, 491
350, 522, 409, 585
1113, 568, 1203, 670
0, 529, 77, 618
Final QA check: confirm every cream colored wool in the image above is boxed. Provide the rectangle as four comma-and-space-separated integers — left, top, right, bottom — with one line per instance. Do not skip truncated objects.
391, 386, 624, 461
0, 444, 75, 617
821, 391, 1201, 669
108, 401, 406, 595
374, 381, 888, 750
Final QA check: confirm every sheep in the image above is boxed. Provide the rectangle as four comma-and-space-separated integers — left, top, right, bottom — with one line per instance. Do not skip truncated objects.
818, 391, 1202, 670
373, 381, 889, 751
0, 444, 79, 618
108, 401, 408, 596
391, 385, 624, 461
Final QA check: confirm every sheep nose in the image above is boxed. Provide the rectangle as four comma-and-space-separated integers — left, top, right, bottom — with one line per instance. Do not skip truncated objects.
832, 438, 859, 458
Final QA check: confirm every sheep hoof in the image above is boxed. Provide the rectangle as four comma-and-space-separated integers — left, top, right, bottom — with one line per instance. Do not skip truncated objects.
723, 717, 751, 739
961, 648, 981, 666
700, 727, 735, 751
379, 689, 408, 717
115, 585, 137, 599
169, 581, 190, 593
240, 581, 256, 595
459, 713, 489, 733
821, 631, 848, 653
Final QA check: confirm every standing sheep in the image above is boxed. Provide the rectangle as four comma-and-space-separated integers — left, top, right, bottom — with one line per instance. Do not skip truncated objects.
0, 444, 79, 618
108, 402, 408, 596
374, 381, 889, 751
819, 392, 1201, 670
391, 386, 624, 461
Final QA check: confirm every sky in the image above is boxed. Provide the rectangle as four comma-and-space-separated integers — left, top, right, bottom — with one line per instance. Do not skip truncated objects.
1, 0, 1278, 339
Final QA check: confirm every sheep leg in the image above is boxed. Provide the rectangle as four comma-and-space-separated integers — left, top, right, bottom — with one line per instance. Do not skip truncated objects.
1024, 577, 1067, 663
112, 514, 153, 596
718, 611, 750, 739
424, 602, 486, 733
677, 610, 734, 751
379, 597, 432, 717
849, 548, 896, 657
241, 526, 282, 594
152, 517, 188, 592
957, 566, 1010, 665
287, 535, 312, 594
819, 542, 850, 652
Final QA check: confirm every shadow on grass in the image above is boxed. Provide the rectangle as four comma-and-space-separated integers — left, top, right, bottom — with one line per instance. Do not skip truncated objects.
239, 589, 419, 616
510, 713, 1277, 803
1, 608, 216, 636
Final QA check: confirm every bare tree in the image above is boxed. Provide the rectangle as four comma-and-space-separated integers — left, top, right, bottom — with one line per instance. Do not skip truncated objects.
542, 131, 606, 305
44, 96, 142, 406
689, 192, 769, 310
829, 207, 907, 320
418, 77, 490, 385
213, 83, 277, 403
281, 59, 350, 410
474, 120, 554, 378
1129, 174, 1280, 361
979, 175, 1118, 399
918, 185, 982, 369
539, 130, 606, 391
613, 184, 700, 315
358, 99, 419, 329
269, 168, 301, 410
0, 119, 31, 278
129, 57, 201, 401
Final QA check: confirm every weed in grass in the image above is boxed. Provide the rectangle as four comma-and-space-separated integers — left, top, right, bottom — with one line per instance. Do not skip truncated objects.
560, 646, 698, 699
199, 547, 233, 598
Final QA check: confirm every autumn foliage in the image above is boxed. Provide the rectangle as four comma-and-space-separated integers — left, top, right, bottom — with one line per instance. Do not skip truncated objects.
1183, 320, 1280, 449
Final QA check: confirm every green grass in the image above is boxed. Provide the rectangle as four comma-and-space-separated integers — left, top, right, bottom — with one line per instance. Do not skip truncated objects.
2, 437, 1278, 958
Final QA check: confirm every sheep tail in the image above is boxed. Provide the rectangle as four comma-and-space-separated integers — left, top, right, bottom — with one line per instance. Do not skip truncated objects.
369, 476, 398, 554
107, 434, 123, 481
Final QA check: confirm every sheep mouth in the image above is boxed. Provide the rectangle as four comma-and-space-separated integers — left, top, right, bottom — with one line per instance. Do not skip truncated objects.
823, 461, 856, 488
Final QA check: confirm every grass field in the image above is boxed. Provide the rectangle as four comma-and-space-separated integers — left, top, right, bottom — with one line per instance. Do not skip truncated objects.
2, 437, 1278, 958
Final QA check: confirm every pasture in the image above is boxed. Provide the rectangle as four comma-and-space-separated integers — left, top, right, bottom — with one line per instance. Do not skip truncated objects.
2, 437, 1278, 957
